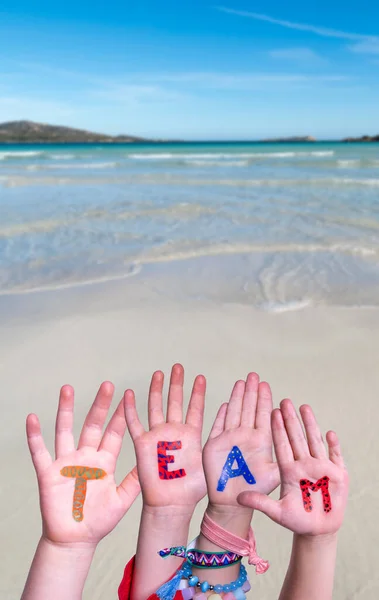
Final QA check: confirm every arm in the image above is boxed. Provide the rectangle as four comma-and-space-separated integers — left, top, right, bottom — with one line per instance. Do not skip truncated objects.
21, 538, 96, 600
192, 504, 254, 586
193, 373, 280, 587
124, 364, 207, 600
238, 401, 349, 600
22, 382, 140, 600
133, 507, 193, 593
279, 533, 338, 600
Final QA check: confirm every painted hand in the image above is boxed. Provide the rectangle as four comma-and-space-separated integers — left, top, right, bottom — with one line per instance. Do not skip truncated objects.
238, 400, 349, 536
124, 364, 207, 514
26, 382, 140, 547
203, 374, 280, 512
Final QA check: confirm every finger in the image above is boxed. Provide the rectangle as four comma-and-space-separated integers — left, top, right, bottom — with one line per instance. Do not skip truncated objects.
208, 403, 228, 440
166, 363, 184, 423
124, 389, 145, 440
271, 408, 294, 464
280, 399, 309, 460
185, 374, 206, 428
117, 466, 141, 511
26, 414, 53, 475
98, 399, 127, 459
238, 491, 281, 523
225, 380, 245, 429
255, 381, 273, 431
241, 372, 259, 427
77, 382, 114, 450
55, 385, 76, 459
148, 370, 165, 428
326, 430, 345, 468
299, 405, 327, 459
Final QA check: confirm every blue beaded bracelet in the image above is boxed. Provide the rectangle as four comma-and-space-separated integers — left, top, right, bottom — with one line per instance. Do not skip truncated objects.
182, 561, 247, 594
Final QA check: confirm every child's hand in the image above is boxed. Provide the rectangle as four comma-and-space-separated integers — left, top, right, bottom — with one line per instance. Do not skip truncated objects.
26, 382, 140, 548
203, 373, 280, 512
124, 364, 206, 515
238, 400, 349, 536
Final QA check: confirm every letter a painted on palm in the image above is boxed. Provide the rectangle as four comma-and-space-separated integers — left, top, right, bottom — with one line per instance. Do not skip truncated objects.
217, 446, 256, 492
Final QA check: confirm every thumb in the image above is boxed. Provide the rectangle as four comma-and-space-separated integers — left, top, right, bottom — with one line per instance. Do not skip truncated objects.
117, 466, 141, 511
238, 491, 281, 523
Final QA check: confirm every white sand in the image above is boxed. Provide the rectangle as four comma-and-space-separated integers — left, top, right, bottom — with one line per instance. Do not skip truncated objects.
1, 276, 378, 599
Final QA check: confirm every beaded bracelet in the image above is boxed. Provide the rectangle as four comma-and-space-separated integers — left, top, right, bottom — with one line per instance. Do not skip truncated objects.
181, 580, 251, 600
156, 560, 250, 600
159, 546, 242, 569
182, 561, 247, 594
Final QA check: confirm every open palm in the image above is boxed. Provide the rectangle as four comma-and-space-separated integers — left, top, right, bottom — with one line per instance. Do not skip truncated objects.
124, 364, 206, 511
203, 373, 280, 509
26, 382, 140, 546
238, 400, 349, 535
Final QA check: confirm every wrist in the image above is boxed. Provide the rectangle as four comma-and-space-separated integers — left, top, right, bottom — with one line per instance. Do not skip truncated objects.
205, 503, 253, 539
140, 504, 193, 541
294, 532, 338, 549
39, 535, 98, 558
191, 504, 252, 586
207, 502, 254, 518
200, 502, 254, 539
142, 503, 195, 520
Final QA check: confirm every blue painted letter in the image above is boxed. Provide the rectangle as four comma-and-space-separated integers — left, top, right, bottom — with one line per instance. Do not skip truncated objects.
217, 446, 256, 492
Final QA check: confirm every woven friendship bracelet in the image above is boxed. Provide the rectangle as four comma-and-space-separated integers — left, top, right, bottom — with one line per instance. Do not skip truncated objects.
159, 546, 242, 569
187, 549, 242, 569
159, 546, 187, 559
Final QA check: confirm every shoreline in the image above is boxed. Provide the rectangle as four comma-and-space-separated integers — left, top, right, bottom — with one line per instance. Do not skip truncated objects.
1, 139, 379, 146
1, 249, 379, 312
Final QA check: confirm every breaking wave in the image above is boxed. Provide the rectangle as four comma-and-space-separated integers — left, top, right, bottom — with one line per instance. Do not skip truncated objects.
128, 150, 335, 160
0, 150, 45, 160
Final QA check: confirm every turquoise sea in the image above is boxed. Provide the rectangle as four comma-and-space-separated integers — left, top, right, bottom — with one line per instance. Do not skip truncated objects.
1, 141, 379, 309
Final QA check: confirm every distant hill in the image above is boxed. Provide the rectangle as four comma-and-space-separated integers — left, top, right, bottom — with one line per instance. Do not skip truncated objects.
0, 120, 148, 143
343, 135, 379, 142
261, 136, 316, 142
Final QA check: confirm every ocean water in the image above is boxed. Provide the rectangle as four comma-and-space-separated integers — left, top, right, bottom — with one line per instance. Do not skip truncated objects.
1, 141, 379, 309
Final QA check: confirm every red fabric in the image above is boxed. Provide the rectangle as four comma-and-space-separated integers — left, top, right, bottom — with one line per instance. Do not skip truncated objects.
118, 556, 183, 600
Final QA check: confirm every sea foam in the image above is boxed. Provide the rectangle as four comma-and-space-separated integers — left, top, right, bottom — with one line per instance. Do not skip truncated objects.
0, 150, 45, 160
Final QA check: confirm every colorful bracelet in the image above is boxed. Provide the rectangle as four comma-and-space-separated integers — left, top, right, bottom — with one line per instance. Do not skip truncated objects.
159, 546, 187, 559
187, 549, 242, 569
156, 560, 250, 600
182, 561, 247, 594
159, 546, 242, 569
201, 511, 269, 574
181, 580, 251, 600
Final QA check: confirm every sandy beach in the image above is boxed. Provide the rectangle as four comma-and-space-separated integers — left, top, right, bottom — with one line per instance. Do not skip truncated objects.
1, 265, 378, 600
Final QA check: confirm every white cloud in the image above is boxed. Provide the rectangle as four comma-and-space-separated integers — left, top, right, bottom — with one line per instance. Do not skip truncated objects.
12, 62, 348, 92
93, 83, 188, 104
0, 97, 74, 121
216, 7, 379, 48
269, 48, 326, 63
11, 60, 86, 81
139, 72, 348, 89
349, 40, 379, 54
2, 59, 351, 118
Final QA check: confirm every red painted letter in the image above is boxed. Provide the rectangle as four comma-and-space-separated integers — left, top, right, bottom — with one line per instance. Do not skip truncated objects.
157, 441, 187, 480
300, 476, 332, 513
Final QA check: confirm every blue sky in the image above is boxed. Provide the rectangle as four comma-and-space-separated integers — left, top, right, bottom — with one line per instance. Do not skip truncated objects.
0, 1, 378, 139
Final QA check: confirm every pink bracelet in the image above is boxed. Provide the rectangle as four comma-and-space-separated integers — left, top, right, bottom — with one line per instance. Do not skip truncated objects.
201, 511, 269, 574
